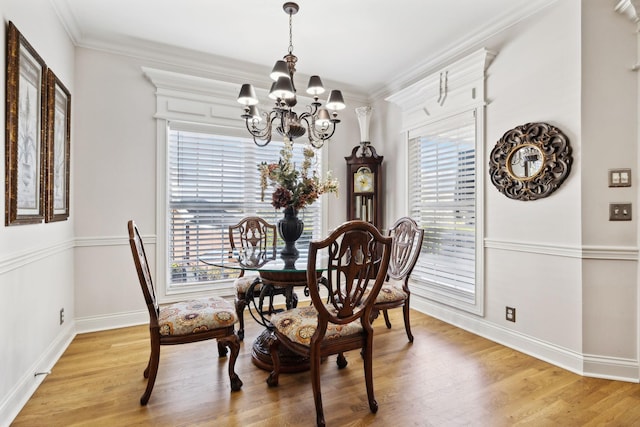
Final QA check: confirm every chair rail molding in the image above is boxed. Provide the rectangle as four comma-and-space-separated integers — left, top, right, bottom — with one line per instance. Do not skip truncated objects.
0, 240, 74, 274
484, 238, 639, 261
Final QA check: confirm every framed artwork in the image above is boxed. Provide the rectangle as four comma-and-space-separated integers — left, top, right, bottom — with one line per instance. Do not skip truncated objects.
45, 69, 71, 222
5, 21, 47, 225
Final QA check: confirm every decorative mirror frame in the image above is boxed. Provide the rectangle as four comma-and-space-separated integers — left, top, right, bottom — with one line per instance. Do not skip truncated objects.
489, 122, 572, 201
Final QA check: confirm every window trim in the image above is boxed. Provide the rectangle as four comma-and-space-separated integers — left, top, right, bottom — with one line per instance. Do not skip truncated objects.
406, 107, 485, 315
386, 48, 491, 316
144, 67, 332, 301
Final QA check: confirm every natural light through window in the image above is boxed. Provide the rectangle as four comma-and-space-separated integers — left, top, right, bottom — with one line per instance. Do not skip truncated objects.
167, 123, 323, 288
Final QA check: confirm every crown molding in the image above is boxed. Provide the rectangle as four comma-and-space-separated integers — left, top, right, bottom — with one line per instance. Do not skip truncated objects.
49, 0, 82, 44
372, 0, 559, 100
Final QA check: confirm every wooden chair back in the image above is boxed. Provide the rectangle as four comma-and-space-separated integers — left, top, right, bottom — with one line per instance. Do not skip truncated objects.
307, 220, 392, 341
229, 216, 277, 257
128, 220, 159, 326
387, 217, 424, 286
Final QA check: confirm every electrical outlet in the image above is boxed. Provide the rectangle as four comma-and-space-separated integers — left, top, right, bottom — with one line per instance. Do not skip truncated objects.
59, 308, 64, 325
610, 203, 632, 221
506, 306, 516, 322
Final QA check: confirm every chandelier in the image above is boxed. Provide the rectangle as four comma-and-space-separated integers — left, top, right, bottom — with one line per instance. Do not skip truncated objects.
236, 2, 346, 148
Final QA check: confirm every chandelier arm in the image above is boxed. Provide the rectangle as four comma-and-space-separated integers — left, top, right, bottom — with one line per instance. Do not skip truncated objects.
300, 102, 319, 118
245, 112, 278, 147
300, 116, 335, 148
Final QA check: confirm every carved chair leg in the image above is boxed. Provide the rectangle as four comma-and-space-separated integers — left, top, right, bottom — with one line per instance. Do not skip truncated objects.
311, 347, 326, 427
370, 307, 380, 325
217, 340, 228, 357
143, 354, 151, 379
220, 334, 243, 391
336, 352, 348, 369
403, 300, 414, 343
141, 338, 160, 405
235, 294, 246, 341
266, 332, 281, 387
363, 335, 378, 414
383, 309, 392, 329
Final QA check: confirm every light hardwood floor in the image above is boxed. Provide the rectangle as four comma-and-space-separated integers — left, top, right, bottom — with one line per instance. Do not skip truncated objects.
13, 308, 640, 426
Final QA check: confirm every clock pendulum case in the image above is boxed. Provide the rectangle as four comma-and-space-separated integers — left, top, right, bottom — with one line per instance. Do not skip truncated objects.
345, 142, 383, 230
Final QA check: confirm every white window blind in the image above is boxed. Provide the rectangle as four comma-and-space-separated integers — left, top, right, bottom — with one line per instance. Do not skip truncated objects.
408, 111, 477, 299
168, 122, 323, 286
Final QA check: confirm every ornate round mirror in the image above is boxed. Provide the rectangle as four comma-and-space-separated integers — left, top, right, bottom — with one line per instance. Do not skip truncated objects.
489, 122, 572, 201
507, 143, 544, 180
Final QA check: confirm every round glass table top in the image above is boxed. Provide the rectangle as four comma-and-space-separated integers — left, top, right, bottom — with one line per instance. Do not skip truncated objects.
199, 249, 327, 273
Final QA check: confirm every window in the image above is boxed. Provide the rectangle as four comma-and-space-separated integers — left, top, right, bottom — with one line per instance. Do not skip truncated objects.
408, 110, 483, 313
167, 122, 323, 288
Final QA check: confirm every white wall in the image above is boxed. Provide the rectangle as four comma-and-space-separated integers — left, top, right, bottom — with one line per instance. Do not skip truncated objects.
71, 47, 364, 330
73, 48, 157, 328
377, 0, 639, 380
4, 0, 640, 424
484, 0, 583, 352
580, 0, 638, 365
0, 0, 75, 424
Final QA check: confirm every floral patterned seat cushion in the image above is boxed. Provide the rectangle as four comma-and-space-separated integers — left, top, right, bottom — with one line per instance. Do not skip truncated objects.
158, 297, 238, 336
234, 274, 262, 294
362, 279, 408, 304
375, 280, 408, 304
270, 305, 363, 346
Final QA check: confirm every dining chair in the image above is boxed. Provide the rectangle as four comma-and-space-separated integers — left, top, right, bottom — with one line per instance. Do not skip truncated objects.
266, 220, 392, 427
229, 216, 287, 340
128, 220, 242, 405
373, 216, 424, 342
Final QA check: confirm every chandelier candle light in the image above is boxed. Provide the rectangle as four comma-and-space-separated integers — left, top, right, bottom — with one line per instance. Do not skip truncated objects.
236, 2, 346, 148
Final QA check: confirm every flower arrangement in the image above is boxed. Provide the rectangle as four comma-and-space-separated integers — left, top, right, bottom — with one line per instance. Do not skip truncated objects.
259, 138, 338, 211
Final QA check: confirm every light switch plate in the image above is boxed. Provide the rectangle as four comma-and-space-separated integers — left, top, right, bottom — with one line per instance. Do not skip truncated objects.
610, 203, 632, 221
609, 169, 632, 187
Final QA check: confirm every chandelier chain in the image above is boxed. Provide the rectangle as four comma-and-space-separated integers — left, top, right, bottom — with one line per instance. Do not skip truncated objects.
288, 10, 294, 55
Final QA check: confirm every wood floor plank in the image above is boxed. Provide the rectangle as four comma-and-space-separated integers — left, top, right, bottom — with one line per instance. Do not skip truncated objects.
12, 309, 640, 426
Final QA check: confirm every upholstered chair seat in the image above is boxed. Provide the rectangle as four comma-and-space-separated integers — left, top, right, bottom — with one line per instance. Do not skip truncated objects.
267, 220, 392, 427
128, 220, 242, 406
371, 280, 408, 304
158, 297, 238, 336
372, 217, 424, 343
234, 274, 261, 294
270, 305, 363, 346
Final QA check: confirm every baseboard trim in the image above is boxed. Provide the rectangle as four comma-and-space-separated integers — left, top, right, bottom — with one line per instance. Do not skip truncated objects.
411, 296, 639, 383
583, 354, 639, 382
0, 322, 76, 427
75, 310, 148, 334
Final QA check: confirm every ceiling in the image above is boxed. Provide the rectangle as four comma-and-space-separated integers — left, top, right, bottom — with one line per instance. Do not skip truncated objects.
51, 0, 555, 95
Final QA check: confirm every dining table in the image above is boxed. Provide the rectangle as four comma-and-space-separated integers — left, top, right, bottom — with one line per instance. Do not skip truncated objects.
200, 249, 327, 373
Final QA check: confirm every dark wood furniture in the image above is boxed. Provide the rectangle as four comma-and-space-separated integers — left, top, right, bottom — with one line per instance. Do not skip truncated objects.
205, 251, 326, 372
127, 220, 242, 405
266, 220, 392, 427
228, 216, 281, 340
345, 144, 384, 231
373, 216, 424, 342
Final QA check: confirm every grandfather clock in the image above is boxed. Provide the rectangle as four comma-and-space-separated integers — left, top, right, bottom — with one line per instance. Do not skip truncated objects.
345, 107, 383, 231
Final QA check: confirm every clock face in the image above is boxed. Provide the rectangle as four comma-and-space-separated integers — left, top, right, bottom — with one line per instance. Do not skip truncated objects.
354, 167, 374, 193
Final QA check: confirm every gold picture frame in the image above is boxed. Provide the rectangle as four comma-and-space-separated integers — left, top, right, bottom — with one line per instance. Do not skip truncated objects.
45, 69, 71, 222
5, 21, 47, 225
